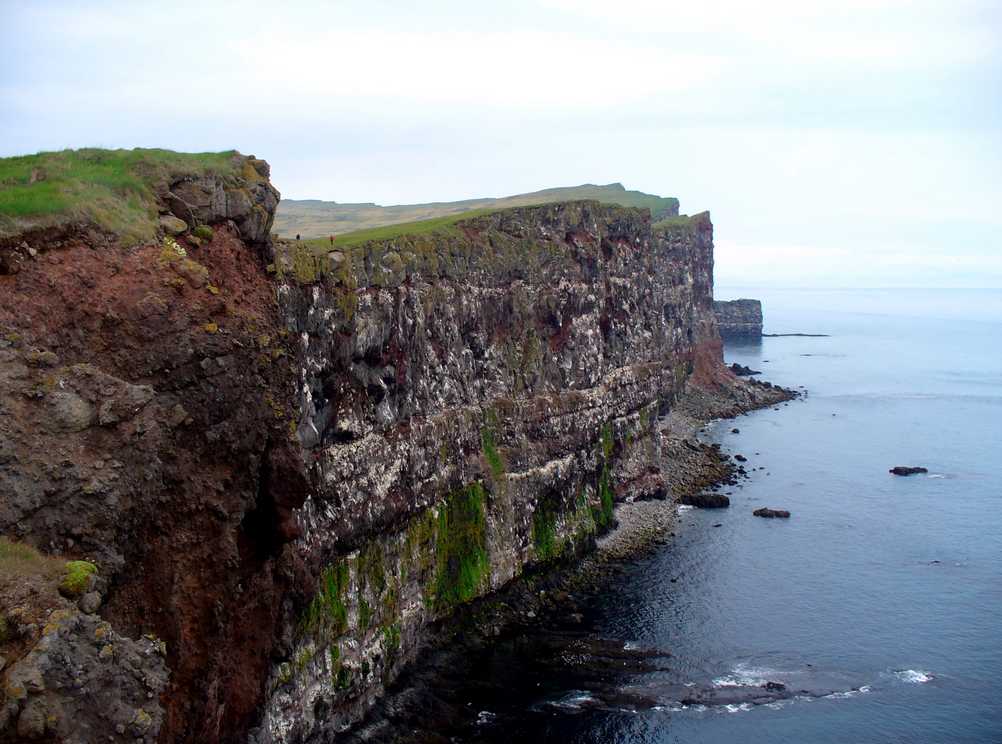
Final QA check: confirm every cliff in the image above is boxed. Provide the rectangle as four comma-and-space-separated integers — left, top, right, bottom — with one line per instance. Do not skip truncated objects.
713, 298, 763, 337
0, 152, 780, 744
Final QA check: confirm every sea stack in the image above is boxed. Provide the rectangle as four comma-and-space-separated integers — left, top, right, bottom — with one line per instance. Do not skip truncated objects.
713, 298, 763, 338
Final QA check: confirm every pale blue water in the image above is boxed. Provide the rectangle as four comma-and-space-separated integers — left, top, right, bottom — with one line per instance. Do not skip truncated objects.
463, 288, 1002, 743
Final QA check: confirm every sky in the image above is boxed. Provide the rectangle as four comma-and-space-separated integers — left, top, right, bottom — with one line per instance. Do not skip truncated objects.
2, 0, 1001, 288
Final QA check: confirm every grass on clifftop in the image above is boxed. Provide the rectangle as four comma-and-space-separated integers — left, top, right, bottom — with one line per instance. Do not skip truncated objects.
276, 182, 680, 239
0, 148, 239, 243
301, 208, 496, 251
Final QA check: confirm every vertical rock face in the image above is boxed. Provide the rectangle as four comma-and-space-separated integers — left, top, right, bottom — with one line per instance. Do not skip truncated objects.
1, 157, 735, 744
713, 298, 763, 337
252, 205, 724, 742
0, 156, 305, 744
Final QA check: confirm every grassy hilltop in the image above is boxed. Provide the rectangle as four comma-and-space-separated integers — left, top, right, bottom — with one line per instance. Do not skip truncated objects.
0, 148, 239, 242
276, 183, 680, 239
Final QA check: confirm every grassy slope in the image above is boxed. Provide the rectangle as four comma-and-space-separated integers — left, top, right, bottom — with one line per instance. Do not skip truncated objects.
300, 208, 499, 250
276, 182, 679, 239
289, 205, 705, 254
0, 148, 238, 243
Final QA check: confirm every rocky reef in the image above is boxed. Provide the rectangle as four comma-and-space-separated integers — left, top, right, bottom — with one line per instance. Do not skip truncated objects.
713, 298, 763, 338
0, 153, 790, 744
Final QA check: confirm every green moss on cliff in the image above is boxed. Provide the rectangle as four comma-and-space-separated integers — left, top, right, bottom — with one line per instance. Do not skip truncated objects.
302, 560, 350, 636
59, 560, 97, 597
592, 422, 617, 530
193, 224, 214, 241
532, 503, 560, 562
601, 422, 615, 461
433, 483, 489, 610
480, 426, 506, 483
595, 466, 615, 529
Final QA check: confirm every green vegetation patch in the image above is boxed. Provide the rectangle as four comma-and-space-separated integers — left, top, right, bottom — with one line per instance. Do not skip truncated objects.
0, 537, 62, 580
652, 212, 710, 237
59, 560, 97, 597
193, 224, 214, 241
594, 466, 615, 529
0, 148, 238, 243
433, 483, 490, 611
592, 422, 617, 530
532, 502, 561, 563
275, 182, 679, 239
303, 208, 496, 250
480, 426, 506, 483
302, 560, 351, 637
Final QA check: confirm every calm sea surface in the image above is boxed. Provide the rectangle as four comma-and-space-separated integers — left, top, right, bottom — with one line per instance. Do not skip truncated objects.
454, 288, 1002, 743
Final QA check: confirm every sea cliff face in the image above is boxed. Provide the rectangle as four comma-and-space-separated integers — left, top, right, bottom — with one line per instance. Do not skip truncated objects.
255, 204, 720, 742
0, 157, 764, 744
713, 298, 763, 337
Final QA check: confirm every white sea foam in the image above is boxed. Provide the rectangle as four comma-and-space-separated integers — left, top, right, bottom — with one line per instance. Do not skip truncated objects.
928, 474, 946, 479
548, 691, 597, 711
894, 669, 934, 683
825, 685, 871, 699
722, 703, 753, 713
712, 663, 783, 688
677, 504, 695, 512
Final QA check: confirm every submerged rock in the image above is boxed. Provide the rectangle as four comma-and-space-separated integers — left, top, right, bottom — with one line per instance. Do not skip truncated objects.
753, 507, 791, 518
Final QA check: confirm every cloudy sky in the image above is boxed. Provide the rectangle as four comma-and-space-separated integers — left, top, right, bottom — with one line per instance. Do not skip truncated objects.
2, 0, 1000, 287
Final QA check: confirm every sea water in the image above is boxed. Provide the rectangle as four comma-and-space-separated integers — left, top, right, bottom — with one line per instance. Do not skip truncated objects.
460, 288, 1002, 743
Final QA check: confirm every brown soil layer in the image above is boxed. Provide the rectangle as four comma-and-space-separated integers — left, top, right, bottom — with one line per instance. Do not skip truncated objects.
0, 224, 306, 743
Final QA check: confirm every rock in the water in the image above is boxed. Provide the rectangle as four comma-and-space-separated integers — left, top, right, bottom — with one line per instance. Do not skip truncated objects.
890, 466, 928, 476
158, 215, 188, 235
679, 493, 730, 508
714, 299, 763, 338
734, 454, 747, 462
753, 507, 790, 518
729, 363, 761, 376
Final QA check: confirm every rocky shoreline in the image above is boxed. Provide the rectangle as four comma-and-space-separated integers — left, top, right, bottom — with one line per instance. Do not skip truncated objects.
335, 376, 796, 743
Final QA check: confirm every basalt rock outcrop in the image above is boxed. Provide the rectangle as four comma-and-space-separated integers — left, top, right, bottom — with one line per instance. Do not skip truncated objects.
713, 298, 763, 338
160, 157, 279, 249
0, 157, 788, 744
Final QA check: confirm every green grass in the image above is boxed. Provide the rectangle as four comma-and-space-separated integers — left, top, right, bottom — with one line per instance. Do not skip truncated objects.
0, 148, 239, 243
652, 212, 710, 235
302, 208, 497, 251
0, 537, 64, 584
277, 182, 680, 239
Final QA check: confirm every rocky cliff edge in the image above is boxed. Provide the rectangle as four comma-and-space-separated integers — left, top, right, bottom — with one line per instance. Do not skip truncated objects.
0, 157, 784, 744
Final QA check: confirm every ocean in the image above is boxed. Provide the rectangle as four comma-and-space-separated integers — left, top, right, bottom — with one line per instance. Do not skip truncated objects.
450, 287, 1002, 743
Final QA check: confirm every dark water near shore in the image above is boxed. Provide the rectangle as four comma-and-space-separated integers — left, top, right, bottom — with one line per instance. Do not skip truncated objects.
444, 288, 1002, 743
